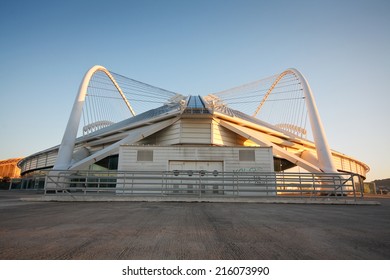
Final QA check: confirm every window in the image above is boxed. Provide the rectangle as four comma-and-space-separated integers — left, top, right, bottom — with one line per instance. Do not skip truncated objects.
239, 150, 255, 161
137, 150, 154, 162
91, 155, 118, 170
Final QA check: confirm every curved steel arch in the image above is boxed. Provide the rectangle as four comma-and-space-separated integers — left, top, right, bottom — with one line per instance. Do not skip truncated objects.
252, 70, 294, 118
53, 65, 135, 170
254, 68, 337, 173
85, 65, 136, 117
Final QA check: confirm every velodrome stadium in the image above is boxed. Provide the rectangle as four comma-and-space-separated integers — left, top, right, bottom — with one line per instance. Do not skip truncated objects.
17, 66, 369, 197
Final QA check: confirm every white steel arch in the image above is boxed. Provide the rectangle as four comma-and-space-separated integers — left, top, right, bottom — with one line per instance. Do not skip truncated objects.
254, 68, 337, 173
53, 65, 135, 170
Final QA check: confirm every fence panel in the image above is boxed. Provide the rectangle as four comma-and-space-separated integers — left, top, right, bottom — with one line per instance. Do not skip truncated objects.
35, 170, 364, 201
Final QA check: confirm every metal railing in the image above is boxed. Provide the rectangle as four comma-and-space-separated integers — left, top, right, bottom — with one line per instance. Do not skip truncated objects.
39, 170, 364, 201
9, 176, 45, 191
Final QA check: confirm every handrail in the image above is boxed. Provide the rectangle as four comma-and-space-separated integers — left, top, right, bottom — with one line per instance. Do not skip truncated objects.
10, 170, 364, 201
27, 170, 364, 200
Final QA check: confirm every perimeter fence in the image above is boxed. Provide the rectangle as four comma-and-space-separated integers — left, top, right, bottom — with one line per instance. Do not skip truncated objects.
10, 170, 364, 201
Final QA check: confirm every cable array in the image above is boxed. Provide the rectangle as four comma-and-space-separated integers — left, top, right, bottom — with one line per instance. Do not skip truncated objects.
207, 72, 310, 139
79, 67, 311, 140
80, 70, 179, 136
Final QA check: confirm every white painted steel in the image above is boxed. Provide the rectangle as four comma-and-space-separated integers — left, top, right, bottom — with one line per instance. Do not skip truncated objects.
253, 68, 337, 173
42, 170, 362, 200
288, 68, 337, 173
18, 66, 368, 181
53, 65, 135, 170
218, 120, 322, 173
69, 117, 180, 170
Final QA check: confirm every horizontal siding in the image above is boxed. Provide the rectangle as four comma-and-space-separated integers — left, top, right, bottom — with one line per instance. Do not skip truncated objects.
333, 156, 343, 171
180, 119, 211, 144
224, 149, 273, 172
118, 149, 135, 171
31, 157, 38, 169
180, 136, 211, 144
37, 155, 47, 168
46, 151, 57, 166
212, 120, 237, 146
155, 121, 181, 145
20, 161, 28, 173
352, 162, 357, 173
332, 154, 366, 177
20, 149, 58, 173
119, 146, 274, 172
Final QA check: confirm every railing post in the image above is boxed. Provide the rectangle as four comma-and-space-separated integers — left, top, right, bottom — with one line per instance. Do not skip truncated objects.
236, 173, 239, 197
8, 178, 13, 191
360, 176, 364, 198
122, 171, 126, 194
84, 172, 87, 195
161, 172, 164, 196
332, 175, 337, 199
298, 173, 302, 197
311, 173, 316, 199
199, 172, 202, 198
36, 170, 364, 201
131, 173, 134, 194
352, 174, 357, 201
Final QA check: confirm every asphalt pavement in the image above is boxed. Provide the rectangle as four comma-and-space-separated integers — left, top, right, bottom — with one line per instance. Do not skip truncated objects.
0, 190, 389, 259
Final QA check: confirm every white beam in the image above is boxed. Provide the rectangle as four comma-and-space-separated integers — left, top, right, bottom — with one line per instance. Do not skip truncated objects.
288, 68, 337, 173
218, 120, 322, 173
69, 117, 179, 170
53, 65, 135, 170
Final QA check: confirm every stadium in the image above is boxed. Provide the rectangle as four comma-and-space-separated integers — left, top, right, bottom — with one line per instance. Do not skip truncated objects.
0, 158, 22, 179
17, 66, 369, 197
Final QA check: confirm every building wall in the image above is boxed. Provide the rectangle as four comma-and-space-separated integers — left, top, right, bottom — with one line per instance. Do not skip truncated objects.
140, 118, 264, 148
118, 145, 274, 172
117, 145, 275, 196
289, 147, 368, 178
17, 115, 369, 179
211, 119, 238, 146
0, 158, 23, 178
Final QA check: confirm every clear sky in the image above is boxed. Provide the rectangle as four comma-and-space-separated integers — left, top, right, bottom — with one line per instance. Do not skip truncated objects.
0, 0, 389, 181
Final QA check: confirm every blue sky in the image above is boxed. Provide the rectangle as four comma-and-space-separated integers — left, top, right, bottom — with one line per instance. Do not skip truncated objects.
1, 0, 389, 181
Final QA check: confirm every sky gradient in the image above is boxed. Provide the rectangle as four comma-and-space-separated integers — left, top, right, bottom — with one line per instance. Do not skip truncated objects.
1, 0, 389, 181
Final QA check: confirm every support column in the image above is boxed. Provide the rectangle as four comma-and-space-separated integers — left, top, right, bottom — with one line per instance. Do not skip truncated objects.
52, 65, 105, 170
288, 68, 337, 173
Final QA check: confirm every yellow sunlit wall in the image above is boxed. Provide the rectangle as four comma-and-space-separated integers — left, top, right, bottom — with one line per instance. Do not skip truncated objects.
0, 158, 23, 178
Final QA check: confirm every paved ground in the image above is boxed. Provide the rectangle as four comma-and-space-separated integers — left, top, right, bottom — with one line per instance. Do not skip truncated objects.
0, 190, 389, 260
